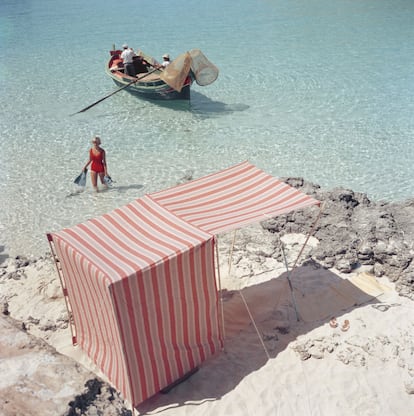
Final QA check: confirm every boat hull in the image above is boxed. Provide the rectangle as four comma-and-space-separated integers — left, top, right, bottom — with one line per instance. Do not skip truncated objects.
106, 51, 192, 101
109, 74, 191, 100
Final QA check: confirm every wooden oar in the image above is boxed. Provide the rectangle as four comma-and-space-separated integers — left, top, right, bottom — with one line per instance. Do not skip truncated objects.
71, 68, 159, 115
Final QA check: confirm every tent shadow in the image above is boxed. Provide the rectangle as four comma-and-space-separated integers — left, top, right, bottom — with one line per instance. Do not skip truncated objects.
136, 264, 382, 414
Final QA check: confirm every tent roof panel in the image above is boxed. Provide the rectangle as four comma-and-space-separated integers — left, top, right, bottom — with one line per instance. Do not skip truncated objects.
150, 161, 320, 234
51, 195, 213, 282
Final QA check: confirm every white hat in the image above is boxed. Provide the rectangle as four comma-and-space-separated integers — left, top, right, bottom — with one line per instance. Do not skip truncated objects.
122, 44, 128, 49
162, 54, 170, 59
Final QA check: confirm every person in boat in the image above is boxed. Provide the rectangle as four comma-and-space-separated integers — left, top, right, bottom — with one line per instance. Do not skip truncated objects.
161, 53, 171, 67
154, 54, 171, 70
82, 136, 109, 192
120, 44, 136, 76
132, 51, 152, 74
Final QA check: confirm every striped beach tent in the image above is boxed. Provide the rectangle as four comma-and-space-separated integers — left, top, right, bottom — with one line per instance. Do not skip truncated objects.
48, 161, 320, 408
150, 161, 320, 234
47, 195, 222, 407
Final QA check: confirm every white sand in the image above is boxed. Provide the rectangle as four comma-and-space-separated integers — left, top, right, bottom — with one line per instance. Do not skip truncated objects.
1, 225, 414, 415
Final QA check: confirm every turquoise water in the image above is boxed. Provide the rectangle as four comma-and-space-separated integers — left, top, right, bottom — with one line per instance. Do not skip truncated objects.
1, 0, 414, 257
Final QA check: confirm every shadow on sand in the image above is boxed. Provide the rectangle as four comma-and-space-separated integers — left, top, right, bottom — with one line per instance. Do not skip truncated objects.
136, 263, 381, 414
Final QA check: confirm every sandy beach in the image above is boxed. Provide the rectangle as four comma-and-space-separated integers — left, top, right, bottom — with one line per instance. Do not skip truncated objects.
1, 181, 414, 416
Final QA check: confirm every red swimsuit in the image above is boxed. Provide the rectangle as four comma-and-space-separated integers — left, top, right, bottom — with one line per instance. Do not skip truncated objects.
90, 149, 105, 173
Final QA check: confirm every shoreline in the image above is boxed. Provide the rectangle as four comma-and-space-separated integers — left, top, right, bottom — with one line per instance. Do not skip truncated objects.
1, 178, 414, 415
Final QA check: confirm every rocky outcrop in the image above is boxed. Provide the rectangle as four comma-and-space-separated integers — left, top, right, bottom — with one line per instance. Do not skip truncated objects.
262, 178, 414, 300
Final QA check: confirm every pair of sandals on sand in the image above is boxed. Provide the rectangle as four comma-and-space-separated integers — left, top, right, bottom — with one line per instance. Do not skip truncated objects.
329, 317, 350, 331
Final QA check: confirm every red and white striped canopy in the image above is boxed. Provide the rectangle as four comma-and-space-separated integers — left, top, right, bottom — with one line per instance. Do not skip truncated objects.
150, 161, 320, 234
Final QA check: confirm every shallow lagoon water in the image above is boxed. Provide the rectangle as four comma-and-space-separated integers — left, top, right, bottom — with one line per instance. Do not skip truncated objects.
1, 0, 414, 256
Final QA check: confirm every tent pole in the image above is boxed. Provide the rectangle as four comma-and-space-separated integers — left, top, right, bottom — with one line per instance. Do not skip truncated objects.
290, 203, 324, 273
215, 236, 226, 344
226, 229, 272, 359
238, 289, 271, 360
279, 204, 324, 322
228, 229, 237, 276
47, 233, 77, 345
280, 242, 301, 321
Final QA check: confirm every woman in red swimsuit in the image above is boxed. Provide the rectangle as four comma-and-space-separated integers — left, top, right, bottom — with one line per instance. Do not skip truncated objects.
82, 136, 108, 192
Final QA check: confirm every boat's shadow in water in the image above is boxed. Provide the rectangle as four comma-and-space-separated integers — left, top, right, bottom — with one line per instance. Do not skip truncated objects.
131, 90, 249, 116
190, 91, 250, 116
92, 90, 249, 118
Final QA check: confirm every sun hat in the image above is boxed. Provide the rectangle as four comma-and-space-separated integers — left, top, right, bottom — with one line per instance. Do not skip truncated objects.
122, 44, 128, 49
162, 54, 170, 59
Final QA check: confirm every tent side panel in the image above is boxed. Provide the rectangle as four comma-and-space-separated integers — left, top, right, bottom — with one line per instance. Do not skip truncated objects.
52, 235, 132, 402
111, 237, 222, 406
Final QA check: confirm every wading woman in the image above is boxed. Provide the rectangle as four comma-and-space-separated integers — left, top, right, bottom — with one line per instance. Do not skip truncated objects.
82, 136, 108, 192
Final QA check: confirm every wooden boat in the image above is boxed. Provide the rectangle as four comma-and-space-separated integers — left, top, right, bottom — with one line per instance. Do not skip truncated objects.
105, 46, 219, 101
